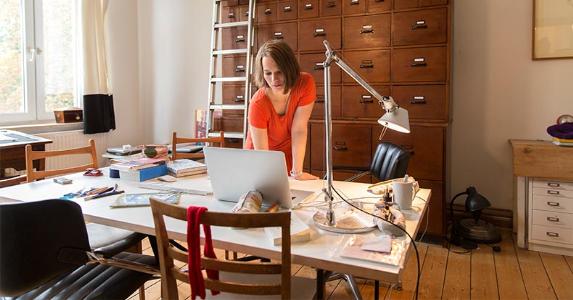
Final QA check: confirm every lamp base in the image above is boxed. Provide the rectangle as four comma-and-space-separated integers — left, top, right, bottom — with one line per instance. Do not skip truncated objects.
313, 211, 376, 234
456, 219, 501, 244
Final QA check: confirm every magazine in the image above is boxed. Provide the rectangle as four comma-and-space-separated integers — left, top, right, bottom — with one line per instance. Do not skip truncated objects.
110, 193, 180, 208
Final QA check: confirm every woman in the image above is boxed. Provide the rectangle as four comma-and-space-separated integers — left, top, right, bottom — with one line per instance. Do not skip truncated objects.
244, 40, 318, 181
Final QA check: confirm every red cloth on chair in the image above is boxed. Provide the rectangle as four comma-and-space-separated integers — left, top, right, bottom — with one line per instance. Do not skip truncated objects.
187, 206, 220, 299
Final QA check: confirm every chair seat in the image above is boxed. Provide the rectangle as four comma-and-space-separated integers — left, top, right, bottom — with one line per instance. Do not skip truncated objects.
9, 252, 156, 300
201, 273, 316, 299
86, 223, 146, 257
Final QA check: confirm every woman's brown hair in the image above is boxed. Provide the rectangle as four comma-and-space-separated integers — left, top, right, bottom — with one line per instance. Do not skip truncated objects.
253, 40, 300, 93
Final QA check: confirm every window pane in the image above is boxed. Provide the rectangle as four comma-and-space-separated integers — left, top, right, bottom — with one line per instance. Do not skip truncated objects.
42, 0, 76, 112
0, 0, 25, 113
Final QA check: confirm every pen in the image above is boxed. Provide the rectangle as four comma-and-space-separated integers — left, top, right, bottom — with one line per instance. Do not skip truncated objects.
85, 190, 125, 200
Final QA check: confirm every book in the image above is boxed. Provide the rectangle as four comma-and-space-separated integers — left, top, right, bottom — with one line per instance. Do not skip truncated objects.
338, 234, 406, 267
110, 157, 167, 172
264, 214, 312, 246
119, 164, 168, 182
110, 193, 180, 208
552, 137, 573, 147
167, 159, 207, 177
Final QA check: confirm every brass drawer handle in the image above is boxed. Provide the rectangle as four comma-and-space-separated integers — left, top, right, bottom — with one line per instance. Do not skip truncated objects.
360, 60, 374, 68
304, 3, 313, 10
333, 142, 348, 151
283, 5, 292, 12
235, 65, 245, 73
546, 232, 560, 238
235, 35, 245, 42
547, 190, 560, 195
547, 216, 560, 222
327, 1, 337, 8
314, 28, 326, 37
411, 57, 427, 67
548, 182, 561, 188
244, 11, 249, 17
360, 25, 374, 34
360, 95, 374, 103
412, 20, 428, 30
228, 11, 236, 19
547, 201, 560, 207
273, 32, 284, 39
351, 0, 360, 5
316, 97, 325, 103
410, 96, 426, 104
234, 95, 245, 102
264, 8, 272, 15
313, 62, 325, 70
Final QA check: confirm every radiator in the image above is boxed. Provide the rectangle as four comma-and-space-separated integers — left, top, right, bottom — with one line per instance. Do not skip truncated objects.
36, 131, 110, 169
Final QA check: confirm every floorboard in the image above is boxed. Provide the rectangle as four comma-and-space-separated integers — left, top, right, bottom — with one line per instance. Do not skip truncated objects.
470, 244, 499, 300
494, 232, 527, 300
540, 252, 573, 300
442, 245, 471, 299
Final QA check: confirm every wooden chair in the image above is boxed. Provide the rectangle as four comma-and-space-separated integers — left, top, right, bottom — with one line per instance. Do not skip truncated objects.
151, 199, 306, 300
0, 175, 26, 188
171, 131, 225, 160
25, 139, 98, 182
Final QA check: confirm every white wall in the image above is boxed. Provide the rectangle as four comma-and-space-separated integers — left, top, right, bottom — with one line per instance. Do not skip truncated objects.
138, 0, 212, 144
451, 0, 573, 210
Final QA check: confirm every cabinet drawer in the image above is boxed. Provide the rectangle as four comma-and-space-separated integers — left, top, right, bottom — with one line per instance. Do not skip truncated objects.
299, 18, 342, 51
221, 56, 247, 78
278, 0, 298, 20
394, 0, 447, 9
222, 6, 239, 23
531, 225, 573, 245
533, 179, 573, 191
342, 85, 389, 119
392, 8, 447, 46
343, 50, 390, 83
238, 5, 250, 21
312, 85, 341, 119
532, 194, 573, 214
374, 125, 444, 180
311, 123, 372, 170
343, 0, 366, 15
532, 210, 573, 228
299, 0, 319, 18
321, 0, 342, 16
224, 138, 244, 149
299, 53, 341, 84
311, 169, 372, 183
222, 27, 248, 50
533, 187, 573, 199
343, 14, 391, 49
256, 2, 277, 24
222, 84, 248, 106
257, 22, 298, 51
367, 0, 391, 13
391, 85, 447, 121
213, 115, 244, 133
391, 47, 447, 82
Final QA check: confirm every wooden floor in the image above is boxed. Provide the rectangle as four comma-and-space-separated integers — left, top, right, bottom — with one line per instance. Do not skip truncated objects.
129, 231, 573, 299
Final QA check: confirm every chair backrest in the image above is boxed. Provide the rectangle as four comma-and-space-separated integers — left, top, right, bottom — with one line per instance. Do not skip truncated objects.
370, 142, 411, 181
150, 199, 291, 300
171, 131, 225, 160
0, 199, 90, 296
25, 139, 98, 182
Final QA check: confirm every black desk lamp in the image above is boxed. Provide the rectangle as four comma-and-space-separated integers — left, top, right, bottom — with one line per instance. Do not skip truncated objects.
450, 186, 501, 249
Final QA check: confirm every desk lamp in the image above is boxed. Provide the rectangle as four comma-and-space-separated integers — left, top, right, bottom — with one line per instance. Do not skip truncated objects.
315, 40, 410, 232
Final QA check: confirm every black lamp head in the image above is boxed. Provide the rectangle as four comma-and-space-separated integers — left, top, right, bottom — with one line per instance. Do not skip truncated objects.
464, 186, 491, 212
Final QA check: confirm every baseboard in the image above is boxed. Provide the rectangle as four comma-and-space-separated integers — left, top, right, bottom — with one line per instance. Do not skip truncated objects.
450, 204, 513, 229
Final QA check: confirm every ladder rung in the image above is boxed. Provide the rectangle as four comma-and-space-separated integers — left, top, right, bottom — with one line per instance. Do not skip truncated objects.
210, 104, 246, 110
210, 132, 244, 139
213, 49, 248, 55
214, 21, 249, 29
210, 77, 247, 82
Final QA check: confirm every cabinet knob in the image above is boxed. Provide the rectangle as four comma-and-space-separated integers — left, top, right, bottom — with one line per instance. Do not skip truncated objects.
350, 0, 360, 5
360, 95, 374, 103
412, 20, 428, 30
547, 190, 560, 195
235, 65, 245, 73
547, 216, 560, 222
234, 95, 245, 102
546, 232, 560, 238
410, 96, 426, 104
235, 35, 245, 42
273, 32, 284, 39
264, 8, 273, 15
411, 57, 427, 67
313, 62, 325, 70
228, 11, 235, 19
547, 201, 561, 207
360, 25, 374, 34
547, 182, 561, 188
314, 28, 326, 37
333, 142, 348, 151
283, 5, 292, 12
360, 60, 374, 68
304, 3, 313, 10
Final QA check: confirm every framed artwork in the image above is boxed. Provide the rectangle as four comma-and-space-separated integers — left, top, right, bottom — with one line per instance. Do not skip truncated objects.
532, 0, 573, 59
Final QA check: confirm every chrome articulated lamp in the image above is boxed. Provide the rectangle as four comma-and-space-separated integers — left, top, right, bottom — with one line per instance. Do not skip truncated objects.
314, 40, 411, 233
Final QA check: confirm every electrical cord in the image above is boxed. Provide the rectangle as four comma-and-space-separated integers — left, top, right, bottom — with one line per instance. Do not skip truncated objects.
330, 186, 421, 300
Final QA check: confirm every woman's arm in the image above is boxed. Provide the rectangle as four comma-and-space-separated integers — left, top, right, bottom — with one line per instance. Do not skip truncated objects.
291, 102, 318, 180
249, 125, 269, 150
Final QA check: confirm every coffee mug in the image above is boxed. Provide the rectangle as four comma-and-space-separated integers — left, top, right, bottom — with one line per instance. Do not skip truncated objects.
392, 181, 416, 210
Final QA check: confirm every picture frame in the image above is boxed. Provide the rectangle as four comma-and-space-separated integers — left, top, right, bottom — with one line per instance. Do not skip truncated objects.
532, 0, 573, 60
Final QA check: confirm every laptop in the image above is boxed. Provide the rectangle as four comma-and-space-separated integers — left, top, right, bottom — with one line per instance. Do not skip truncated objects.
204, 147, 309, 209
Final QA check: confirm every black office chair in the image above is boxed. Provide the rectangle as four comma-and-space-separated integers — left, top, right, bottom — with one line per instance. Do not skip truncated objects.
0, 200, 157, 299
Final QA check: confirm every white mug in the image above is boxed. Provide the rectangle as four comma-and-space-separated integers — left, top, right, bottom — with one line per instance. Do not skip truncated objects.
392, 181, 416, 210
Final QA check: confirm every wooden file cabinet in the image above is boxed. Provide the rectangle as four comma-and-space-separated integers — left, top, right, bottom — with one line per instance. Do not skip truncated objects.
218, 0, 451, 237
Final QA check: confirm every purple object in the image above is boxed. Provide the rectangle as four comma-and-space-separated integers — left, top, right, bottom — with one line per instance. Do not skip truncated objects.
547, 122, 573, 139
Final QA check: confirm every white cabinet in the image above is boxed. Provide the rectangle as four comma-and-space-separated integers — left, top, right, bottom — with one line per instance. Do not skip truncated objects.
527, 178, 573, 255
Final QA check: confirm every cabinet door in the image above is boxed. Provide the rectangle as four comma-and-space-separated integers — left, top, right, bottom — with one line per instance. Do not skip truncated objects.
320, 0, 342, 16
344, 14, 391, 49
391, 47, 447, 82
311, 123, 372, 170
392, 8, 447, 46
299, 53, 341, 84
256, 2, 278, 24
299, 18, 342, 51
257, 22, 298, 51
391, 85, 447, 121
299, 0, 319, 18
417, 180, 444, 235
341, 85, 389, 119
278, 0, 298, 20
312, 85, 341, 119
343, 50, 390, 83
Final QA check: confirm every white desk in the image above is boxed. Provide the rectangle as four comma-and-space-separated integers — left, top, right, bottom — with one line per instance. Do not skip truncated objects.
0, 171, 430, 285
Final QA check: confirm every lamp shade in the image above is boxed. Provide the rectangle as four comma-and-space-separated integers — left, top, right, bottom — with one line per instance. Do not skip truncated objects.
464, 186, 491, 212
378, 107, 410, 133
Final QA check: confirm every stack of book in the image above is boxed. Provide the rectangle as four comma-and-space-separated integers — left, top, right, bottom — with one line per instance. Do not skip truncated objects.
166, 159, 207, 177
110, 157, 168, 181
552, 137, 573, 147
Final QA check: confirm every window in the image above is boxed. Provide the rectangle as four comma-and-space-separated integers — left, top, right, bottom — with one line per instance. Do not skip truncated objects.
0, 0, 81, 124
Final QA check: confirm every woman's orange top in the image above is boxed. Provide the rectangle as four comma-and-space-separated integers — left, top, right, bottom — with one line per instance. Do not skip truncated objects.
244, 72, 316, 171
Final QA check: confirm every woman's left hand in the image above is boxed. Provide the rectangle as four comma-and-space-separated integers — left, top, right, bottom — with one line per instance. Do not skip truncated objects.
295, 172, 319, 181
